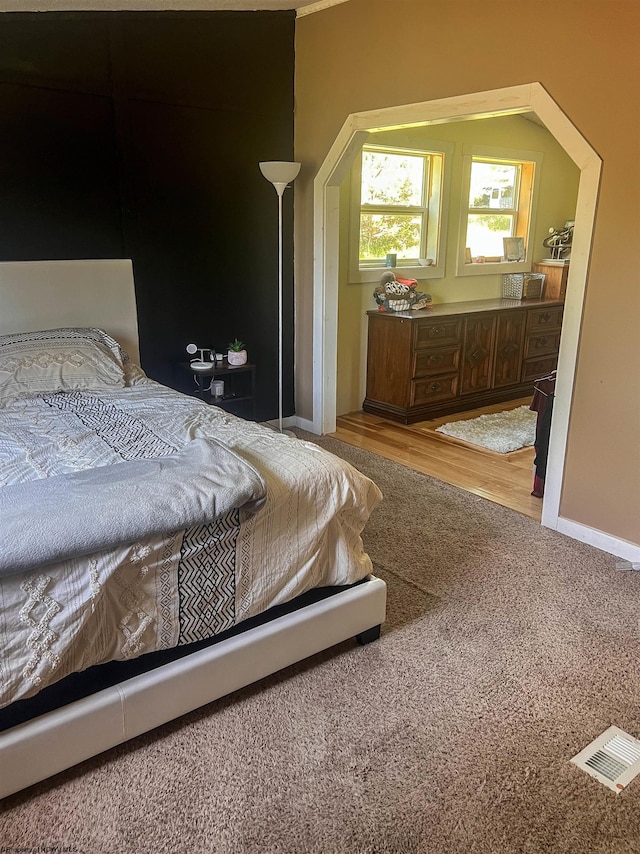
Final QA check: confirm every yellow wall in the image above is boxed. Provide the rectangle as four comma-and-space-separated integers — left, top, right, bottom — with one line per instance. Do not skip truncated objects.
295, 0, 640, 546
336, 115, 579, 415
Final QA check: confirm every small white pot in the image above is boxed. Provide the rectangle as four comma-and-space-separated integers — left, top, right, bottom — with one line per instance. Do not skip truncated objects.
227, 349, 247, 366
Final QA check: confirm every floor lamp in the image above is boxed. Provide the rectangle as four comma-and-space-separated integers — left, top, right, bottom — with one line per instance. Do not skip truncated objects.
259, 160, 301, 433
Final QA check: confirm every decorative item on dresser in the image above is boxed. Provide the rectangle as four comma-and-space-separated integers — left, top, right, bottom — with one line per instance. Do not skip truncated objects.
542, 222, 574, 260
532, 260, 569, 302
501, 272, 546, 301
373, 272, 432, 312
364, 297, 564, 424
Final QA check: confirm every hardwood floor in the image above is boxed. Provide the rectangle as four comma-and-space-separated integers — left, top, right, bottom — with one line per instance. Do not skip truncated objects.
331, 397, 542, 521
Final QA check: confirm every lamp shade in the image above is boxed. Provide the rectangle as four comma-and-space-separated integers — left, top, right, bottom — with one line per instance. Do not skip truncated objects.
259, 161, 301, 186
260, 161, 301, 198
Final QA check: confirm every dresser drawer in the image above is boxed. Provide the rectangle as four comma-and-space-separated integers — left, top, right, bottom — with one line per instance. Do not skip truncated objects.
414, 319, 463, 349
526, 306, 564, 333
411, 374, 458, 406
413, 346, 460, 378
521, 355, 559, 383
524, 331, 561, 359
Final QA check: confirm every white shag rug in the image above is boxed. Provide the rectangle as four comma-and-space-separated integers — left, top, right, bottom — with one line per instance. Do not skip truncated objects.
435, 405, 537, 453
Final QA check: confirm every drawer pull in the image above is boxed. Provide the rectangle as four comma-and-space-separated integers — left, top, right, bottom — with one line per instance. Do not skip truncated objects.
430, 382, 441, 392
428, 354, 443, 364
430, 326, 444, 336
538, 312, 552, 325
534, 337, 548, 349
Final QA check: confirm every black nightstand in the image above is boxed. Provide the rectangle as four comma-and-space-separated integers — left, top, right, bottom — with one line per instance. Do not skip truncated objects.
182, 361, 257, 420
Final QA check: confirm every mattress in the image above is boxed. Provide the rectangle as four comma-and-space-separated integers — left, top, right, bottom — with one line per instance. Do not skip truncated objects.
0, 372, 381, 711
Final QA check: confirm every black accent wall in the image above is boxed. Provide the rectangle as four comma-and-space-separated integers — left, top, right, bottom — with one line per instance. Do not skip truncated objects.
0, 11, 296, 421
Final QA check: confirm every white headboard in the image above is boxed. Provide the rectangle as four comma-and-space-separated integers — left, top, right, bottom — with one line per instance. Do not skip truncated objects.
0, 259, 140, 364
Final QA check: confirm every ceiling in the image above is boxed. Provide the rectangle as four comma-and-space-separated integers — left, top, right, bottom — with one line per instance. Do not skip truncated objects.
0, 0, 350, 12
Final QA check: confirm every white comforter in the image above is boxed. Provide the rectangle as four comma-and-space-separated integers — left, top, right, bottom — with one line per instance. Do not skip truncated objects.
0, 380, 381, 708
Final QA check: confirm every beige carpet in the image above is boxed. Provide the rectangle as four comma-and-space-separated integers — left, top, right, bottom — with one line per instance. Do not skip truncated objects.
2, 435, 639, 853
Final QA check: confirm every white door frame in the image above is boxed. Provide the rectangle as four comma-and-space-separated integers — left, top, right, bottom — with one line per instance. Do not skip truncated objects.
310, 82, 602, 533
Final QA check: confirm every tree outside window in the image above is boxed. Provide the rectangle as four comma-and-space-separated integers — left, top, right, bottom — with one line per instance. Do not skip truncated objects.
463, 157, 535, 264
357, 146, 444, 269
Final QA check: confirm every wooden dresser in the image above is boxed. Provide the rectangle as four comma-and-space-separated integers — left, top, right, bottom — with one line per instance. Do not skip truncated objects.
364, 297, 563, 424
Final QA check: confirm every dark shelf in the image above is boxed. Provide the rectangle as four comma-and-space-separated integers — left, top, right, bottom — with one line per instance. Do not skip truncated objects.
180, 361, 257, 420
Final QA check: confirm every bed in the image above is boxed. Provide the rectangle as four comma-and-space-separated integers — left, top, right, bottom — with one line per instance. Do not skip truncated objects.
0, 260, 386, 799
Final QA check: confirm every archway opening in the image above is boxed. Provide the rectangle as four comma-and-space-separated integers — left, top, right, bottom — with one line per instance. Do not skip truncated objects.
310, 83, 601, 531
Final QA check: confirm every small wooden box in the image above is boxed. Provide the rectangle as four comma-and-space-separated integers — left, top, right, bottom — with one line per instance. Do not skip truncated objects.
533, 261, 569, 302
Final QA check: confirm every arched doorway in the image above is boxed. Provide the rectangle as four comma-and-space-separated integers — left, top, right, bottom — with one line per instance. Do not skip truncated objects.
310, 83, 601, 532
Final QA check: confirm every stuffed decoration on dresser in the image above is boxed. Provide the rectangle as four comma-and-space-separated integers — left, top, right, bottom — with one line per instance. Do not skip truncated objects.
374, 272, 432, 312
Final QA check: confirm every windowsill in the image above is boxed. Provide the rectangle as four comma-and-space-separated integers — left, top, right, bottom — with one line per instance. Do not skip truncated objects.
455, 259, 530, 277
349, 264, 444, 285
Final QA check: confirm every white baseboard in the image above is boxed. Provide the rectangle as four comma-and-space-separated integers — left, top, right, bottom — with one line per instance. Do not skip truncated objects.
291, 415, 317, 433
554, 516, 640, 563
262, 417, 318, 434
262, 417, 295, 429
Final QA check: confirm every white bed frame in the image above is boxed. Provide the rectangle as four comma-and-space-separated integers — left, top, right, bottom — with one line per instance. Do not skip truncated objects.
0, 260, 387, 800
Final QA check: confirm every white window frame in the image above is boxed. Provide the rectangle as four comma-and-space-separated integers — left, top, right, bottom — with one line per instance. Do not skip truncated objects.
456, 144, 543, 277
349, 142, 452, 284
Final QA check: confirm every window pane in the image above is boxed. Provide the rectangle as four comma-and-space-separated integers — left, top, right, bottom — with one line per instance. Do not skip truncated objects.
466, 214, 514, 260
361, 151, 424, 207
360, 213, 422, 261
469, 161, 518, 210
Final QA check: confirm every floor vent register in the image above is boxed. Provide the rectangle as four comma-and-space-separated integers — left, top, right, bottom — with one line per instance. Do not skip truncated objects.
571, 726, 640, 793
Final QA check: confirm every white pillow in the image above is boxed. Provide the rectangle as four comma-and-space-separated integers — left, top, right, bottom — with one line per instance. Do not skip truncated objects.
0, 327, 127, 402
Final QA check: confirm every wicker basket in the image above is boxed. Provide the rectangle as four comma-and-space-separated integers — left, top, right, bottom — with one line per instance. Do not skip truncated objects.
385, 296, 412, 312
502, 272, 545, 300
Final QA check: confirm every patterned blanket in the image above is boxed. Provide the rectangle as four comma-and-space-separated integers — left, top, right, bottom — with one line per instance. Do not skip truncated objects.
0, 382, 381, 708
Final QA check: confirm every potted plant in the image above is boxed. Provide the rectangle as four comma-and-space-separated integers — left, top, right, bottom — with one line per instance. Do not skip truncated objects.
227, 338, 247, 366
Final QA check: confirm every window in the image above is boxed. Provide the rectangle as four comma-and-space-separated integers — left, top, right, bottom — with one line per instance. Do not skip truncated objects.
349, 143, 450, 283
458, 145, 542, 276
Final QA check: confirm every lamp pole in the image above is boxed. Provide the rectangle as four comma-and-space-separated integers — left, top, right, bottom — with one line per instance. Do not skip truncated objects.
259, 161, 301, 433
